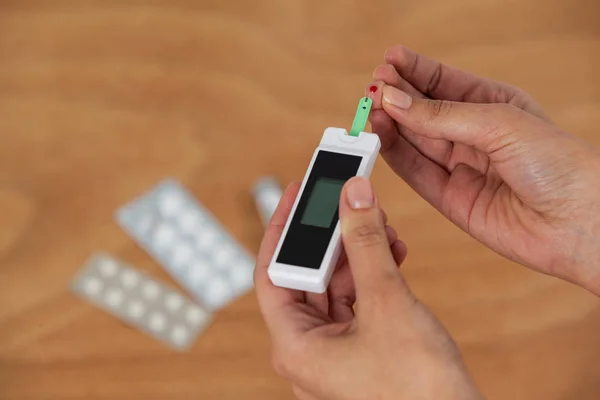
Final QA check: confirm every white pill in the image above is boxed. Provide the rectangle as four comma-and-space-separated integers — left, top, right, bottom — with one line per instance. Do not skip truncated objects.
135, 213, 154, 234
230, 264, 254, 290
83, 276, 103, 296
159, 191, 183, 217
165, 293, 184, 311
213, 245, 235, 269
185, 305, 207, 326
205, 277, 232, 306
188, 260, 211, 285
178, 209, 201, 233
171, 243, 193, 268
105, 288, 124, 307
152, 223, 177, 249
149, 312, 167, 332
120, 269, 140, 289
195, 229, 218, 250
127, 300, 145, 319
142, 281, 160, 300
170, 325, 190, 346
98, 259, 118, 277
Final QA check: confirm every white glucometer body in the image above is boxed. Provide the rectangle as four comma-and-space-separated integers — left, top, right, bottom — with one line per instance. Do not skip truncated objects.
268, 127, 381, 293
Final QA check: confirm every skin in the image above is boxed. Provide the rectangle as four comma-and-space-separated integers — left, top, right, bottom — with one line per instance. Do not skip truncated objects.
254, 46, 600, 399
367, 46, 600, 294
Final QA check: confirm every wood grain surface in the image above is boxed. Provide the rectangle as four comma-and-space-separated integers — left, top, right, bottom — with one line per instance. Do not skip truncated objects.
1, 1, 599, 399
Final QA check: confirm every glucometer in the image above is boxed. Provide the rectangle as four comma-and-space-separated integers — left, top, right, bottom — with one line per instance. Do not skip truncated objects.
268, 97, 381, 293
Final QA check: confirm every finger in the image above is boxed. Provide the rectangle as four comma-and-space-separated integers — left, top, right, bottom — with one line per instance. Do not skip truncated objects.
335, 221, 397, 269
385, 45, 520, 103
339, 177, 409, 307
385, 225, 398, 242
380, 84, 551, 157
380, 85, 569, 204
373, 64, 425, 98
385, 45, 552, 122
254, 183, 305, 333
304, 291, 329, 318
367, 78, 454, 170
380, 208, 388, 225
391, 240, 408, 266
327, 262, 355, 323
370, 108, 450, 210
327, 225, 398, 323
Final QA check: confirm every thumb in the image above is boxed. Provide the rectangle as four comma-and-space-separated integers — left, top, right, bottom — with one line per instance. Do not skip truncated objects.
380, 84, 549, 156
339, 177, 411, 308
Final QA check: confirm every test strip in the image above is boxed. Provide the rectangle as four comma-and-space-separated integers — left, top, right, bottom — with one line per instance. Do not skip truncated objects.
71, 252, 211, 351
116, 179, 256, 311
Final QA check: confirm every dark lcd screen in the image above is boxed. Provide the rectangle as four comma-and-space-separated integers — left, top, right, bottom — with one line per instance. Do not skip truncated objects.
276, 150, 362, 269
300, 177, 345, 228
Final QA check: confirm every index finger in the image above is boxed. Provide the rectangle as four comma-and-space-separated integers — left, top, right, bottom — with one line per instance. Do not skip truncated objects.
385, 45, 515, 103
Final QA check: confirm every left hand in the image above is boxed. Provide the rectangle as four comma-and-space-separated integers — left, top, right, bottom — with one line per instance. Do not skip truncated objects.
254, 177, 483, 400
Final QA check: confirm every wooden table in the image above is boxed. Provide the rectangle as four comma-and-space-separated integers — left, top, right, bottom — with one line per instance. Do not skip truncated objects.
1, 1, 599, 399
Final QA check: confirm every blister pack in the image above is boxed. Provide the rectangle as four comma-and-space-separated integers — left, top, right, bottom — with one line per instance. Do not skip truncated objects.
71, 253, 211, 351
116, 180, 255, 310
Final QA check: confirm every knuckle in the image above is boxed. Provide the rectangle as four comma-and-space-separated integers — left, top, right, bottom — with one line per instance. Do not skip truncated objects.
492, 102, 519, 117
487, 103, 521, 133
384, 45, 408, 62
477, 103, 526, 154
426, 62, 443, 96
348, 220, 387, 248
405, 151, 427, 177
425, 99, 453, 120
506, 85, 535, 106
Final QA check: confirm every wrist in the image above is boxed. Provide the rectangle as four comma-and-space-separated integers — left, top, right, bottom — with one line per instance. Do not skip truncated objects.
569, 225, 600, 297
575, 253, 600, 297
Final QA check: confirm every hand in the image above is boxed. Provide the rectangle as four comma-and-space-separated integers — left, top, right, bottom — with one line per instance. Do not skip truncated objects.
254, 177, 483, 400
367, 46, 600, 295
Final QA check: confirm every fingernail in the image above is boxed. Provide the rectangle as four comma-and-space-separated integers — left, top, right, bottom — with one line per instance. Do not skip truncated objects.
346, 177, 374, 209
382, 85, 413, 109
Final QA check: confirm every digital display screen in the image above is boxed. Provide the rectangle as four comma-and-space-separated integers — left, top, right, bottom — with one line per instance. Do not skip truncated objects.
300, 178, 344, 228
276, 150, 362, 269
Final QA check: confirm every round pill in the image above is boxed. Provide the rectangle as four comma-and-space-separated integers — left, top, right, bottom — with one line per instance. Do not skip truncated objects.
142, 281, 160, 300
170, 325, 190, 346
230, 264, 254, 290
152, 223, 177, 249
149, 312, 167, 332
188, 260, 211, 285
171, 243, 193, 268
105, 288, 124, 307
205, 277, 232, 306
178, 209, 201, 233
127, 300, 145, 319
212, 245, 235, 269
195, 229, 218, 250
159, 191, 183, 217
98, 259, 118, 277
135, 213, 154, 234
83, 276, 103, 296
120, 269, 140, 289
185, 305, 207, 326
165, 293, 184, 311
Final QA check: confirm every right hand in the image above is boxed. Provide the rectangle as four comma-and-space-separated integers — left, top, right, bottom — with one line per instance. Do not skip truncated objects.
367, 46, 600, 296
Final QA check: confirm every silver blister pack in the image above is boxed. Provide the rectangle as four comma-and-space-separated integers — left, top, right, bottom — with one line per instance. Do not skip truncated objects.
116, 179, 256, 311
71, 252, 211, 351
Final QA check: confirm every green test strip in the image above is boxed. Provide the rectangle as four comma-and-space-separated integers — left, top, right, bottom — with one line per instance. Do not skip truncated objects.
349, 96, 373, 137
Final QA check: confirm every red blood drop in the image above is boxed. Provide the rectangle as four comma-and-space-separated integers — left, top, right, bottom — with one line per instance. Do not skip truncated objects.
369, 85, 378, 93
